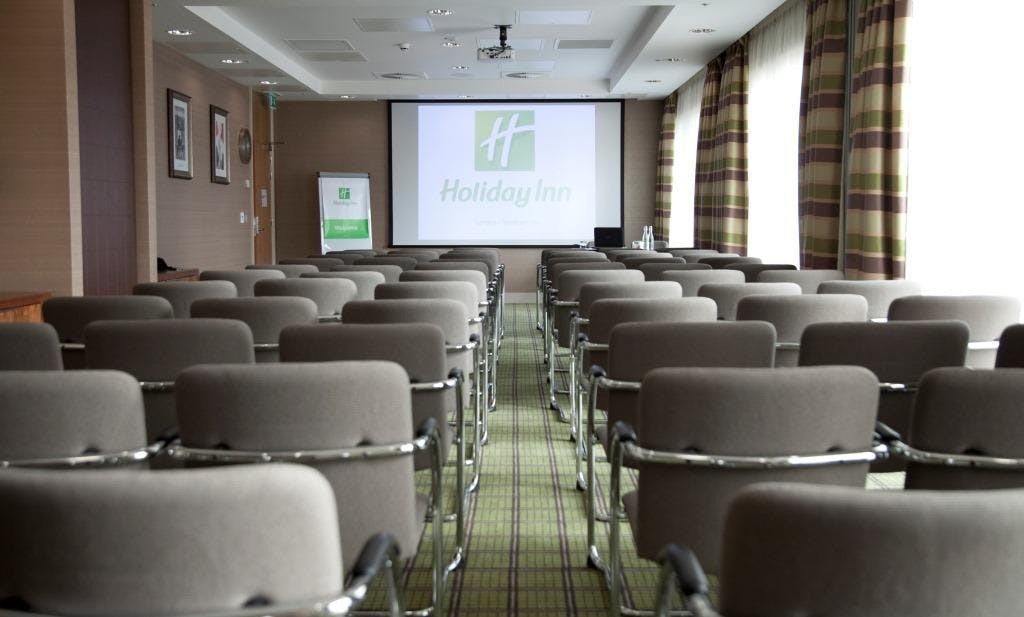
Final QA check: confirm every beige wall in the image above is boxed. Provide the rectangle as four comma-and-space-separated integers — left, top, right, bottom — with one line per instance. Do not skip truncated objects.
0, 0, 83, 295
153, 43, 252, 271
274, 99, 662, 293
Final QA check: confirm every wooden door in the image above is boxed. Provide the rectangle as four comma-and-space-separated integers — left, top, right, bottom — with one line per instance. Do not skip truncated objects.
252, 93, 274, 264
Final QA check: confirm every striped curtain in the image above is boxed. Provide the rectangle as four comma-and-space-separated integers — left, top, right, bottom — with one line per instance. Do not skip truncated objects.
653, 92, 677, 242
798, 0, 847, 269
693, 38, 750, 254
844, 0, 910, 279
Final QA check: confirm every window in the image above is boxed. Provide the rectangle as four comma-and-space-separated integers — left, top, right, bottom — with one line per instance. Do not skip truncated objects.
667, 70, 703, 246
905, 1, 1024, 306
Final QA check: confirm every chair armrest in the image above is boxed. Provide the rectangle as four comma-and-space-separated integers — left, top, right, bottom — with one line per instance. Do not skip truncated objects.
610, 421, 637, 447
874, 421, 903, 445
349, 532, 400, 589
653, 545, 720, 617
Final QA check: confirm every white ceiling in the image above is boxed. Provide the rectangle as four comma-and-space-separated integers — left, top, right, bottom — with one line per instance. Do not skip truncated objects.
152, 0, 788, 100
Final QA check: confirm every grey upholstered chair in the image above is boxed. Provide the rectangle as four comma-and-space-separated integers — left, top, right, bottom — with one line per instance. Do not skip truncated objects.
638, 262, 711, 280
608, 249, 661, 262
621, 255, 677, 269
172, 361, 444, 613
199, 269, 285, 297
133, 281, 237, 319
383, 251, 434, 263
548, 260, 627, 283
698, 256, 763, 268
318, 252, 363, 265
415, 260, 490, 280
190, 297, 318, 362
441, 250, 499, 274
799, 321, 969, 460
301, 271, 386, 301
817, 278, 922, 320
997, 324, 1024, 367
43, 295, 174, 369
85, 319, 255, 441
355, 256, 418, 271
669, 249, 726, 261
0, 323, 63, 370
331, 249, 380, 258
0, 370, 151, 466
332, 263, 404, 283
247, 263, 320, 278
400, 270, 488, 305
660, 269, 745, 297
254, 277, 357, 321
888, 295, 1021, 368
278, 257, 345, 272
0, 465, 404, 616
736, 294, 869, 366
723, 263, 797, 282
388, 248, 442, 259
698, 282, 802, 320
877, 367, 1024, 490
757, 268, 844, 293
545, 251, 608, 264
598, 366, 879, 615
656, 483, 1024, 617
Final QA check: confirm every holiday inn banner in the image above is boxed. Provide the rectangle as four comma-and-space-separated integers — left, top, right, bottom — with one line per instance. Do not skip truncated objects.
317, 172, 372, 251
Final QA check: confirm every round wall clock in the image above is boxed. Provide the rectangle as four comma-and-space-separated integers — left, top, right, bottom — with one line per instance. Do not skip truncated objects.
238, 128, 253, 164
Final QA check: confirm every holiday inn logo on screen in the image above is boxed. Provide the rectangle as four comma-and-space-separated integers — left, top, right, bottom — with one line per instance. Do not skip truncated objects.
475, 111, 535, 171
337, 187, 351, 200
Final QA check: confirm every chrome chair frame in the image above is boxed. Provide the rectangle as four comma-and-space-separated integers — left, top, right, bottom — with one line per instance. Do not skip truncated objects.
546, 290, 578, 419
167, 418, 448, 617
877, 421, 1024, 471
0, 442, 165, 469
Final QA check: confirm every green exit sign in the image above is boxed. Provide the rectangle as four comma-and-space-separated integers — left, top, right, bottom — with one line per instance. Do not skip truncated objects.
266, 92, 278, 110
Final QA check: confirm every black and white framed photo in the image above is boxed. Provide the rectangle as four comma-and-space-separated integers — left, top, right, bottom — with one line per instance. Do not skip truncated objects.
167, 89, 192, 179
209, 105, 230, 184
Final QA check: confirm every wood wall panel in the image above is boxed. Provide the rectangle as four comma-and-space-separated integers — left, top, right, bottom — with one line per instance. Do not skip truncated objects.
0, 0, 83, 296
153, 43, 252, 271
130, 0, 157, 284
274, 100, 662, 293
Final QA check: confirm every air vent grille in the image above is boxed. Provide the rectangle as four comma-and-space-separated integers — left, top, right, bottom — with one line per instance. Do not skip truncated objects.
354, 17, 434, 32
285, 39, 355, 52
301, 52, 367, 62
555, 39, 614, 50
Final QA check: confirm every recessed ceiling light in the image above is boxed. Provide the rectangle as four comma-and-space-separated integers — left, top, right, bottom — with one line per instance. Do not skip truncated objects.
427, 8, 453, 16
451, 65, 469, 70
220, 58, 247, 64
655, 57, 683, 62
259, 80, 278, 85
338, 95, 353, 99
441, 38, 461, 48
166, 28, 193, 36
689, 27, 716, 34
458, 95, 472, 98
644, 79, 662, 83
506, 72, 546, 79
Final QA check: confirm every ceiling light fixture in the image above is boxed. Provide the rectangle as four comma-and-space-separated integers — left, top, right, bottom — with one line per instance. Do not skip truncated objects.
451, 65, 469, 70
458, 95, 472, 98
689, 27, 716, 34
166, 28, 193, 36
338, 95, 353, 99
655, 57, 683, 62
220, 58, 247, 64
259, 80, 277, 85
441, 35, 461, 48
644, 79, 662, 83
427, 8, 453, 16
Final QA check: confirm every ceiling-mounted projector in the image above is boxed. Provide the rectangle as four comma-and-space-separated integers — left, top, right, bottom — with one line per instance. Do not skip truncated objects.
478, 24, 515, 61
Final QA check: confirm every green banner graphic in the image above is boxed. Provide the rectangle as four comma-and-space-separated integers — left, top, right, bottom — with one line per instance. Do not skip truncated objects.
324, 218, 369, 239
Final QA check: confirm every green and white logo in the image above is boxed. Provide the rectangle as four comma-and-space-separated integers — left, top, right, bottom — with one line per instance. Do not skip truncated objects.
337, 187, 351, 200
475, 111, 535, 171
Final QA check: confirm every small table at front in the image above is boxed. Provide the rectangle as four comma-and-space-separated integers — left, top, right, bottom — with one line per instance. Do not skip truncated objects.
157, 268, 200, 282
0, 291, 52, 323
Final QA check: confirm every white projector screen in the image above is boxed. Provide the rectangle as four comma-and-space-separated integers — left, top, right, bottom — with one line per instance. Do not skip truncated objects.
389, 100, 623, 247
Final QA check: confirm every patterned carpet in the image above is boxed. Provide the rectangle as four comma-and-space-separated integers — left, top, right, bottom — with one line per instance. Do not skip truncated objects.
363, 302, 903, 615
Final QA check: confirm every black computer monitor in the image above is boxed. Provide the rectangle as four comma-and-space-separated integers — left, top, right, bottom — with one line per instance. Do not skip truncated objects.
593, 227, 623, 248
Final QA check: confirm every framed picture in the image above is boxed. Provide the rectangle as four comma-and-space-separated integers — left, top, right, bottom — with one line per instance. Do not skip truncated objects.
209, 105, 230, 184
167, 89, 192, 179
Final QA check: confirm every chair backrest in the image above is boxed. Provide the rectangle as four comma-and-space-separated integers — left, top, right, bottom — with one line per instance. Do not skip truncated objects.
85, 319, 255, 441
720, 483, 1024, 616
699, 282, 803, 320
331, 263, 404, 283
246, 263, 319, 278
0, 370, 145, 461
0, 323, 63, 370
799, 321, 969, 438
632, 366, 877, 571
375, 281, 479, 321
388, 248, 442, 259
906, 367, 1024, 490
253, 277, 357, 318
382, 252, 434, 263
278, 257, 345, 272
548, 261, 626, 283
724, 263, 798, 282
330, 249, 379, 258
604, 321, 776, 440
438, 253, 497, 276
400, 269, 488, 303
44, 295, 174, 343
997, 324, 1024, 368
301, 271, 385, 301
888, 295, 1021, 367
317, 252, 362, 264
414, 261, 490, 279
133, 281, 237, 319
736, 294, 869, 366
621, 256, 679, 269
578, 281, 683, 318
553, 270, 645, 347
190, 297, 318, 361
638, 262, 711, 280
176, 361, 418, 564
757, 268, 844, 293
817, 278, 922, 319
279, 323, 450, 470
699, 256, 763, 268
0, 465, 343, 615
199, 269, 285, 297
608, 249, 661, 262
544, 251, 607, 265
669, 249, 725, 261
660, 269, 745, 297
354, 256, 418, 271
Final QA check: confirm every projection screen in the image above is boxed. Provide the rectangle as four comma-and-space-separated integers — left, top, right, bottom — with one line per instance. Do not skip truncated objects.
389, 100, 623, 247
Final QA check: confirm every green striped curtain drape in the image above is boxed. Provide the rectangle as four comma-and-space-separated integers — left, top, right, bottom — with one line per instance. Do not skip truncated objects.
694, 37, 750, 254
844, 0, 910, 279
653, 92, 677, 242
798, 0, 847, 269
